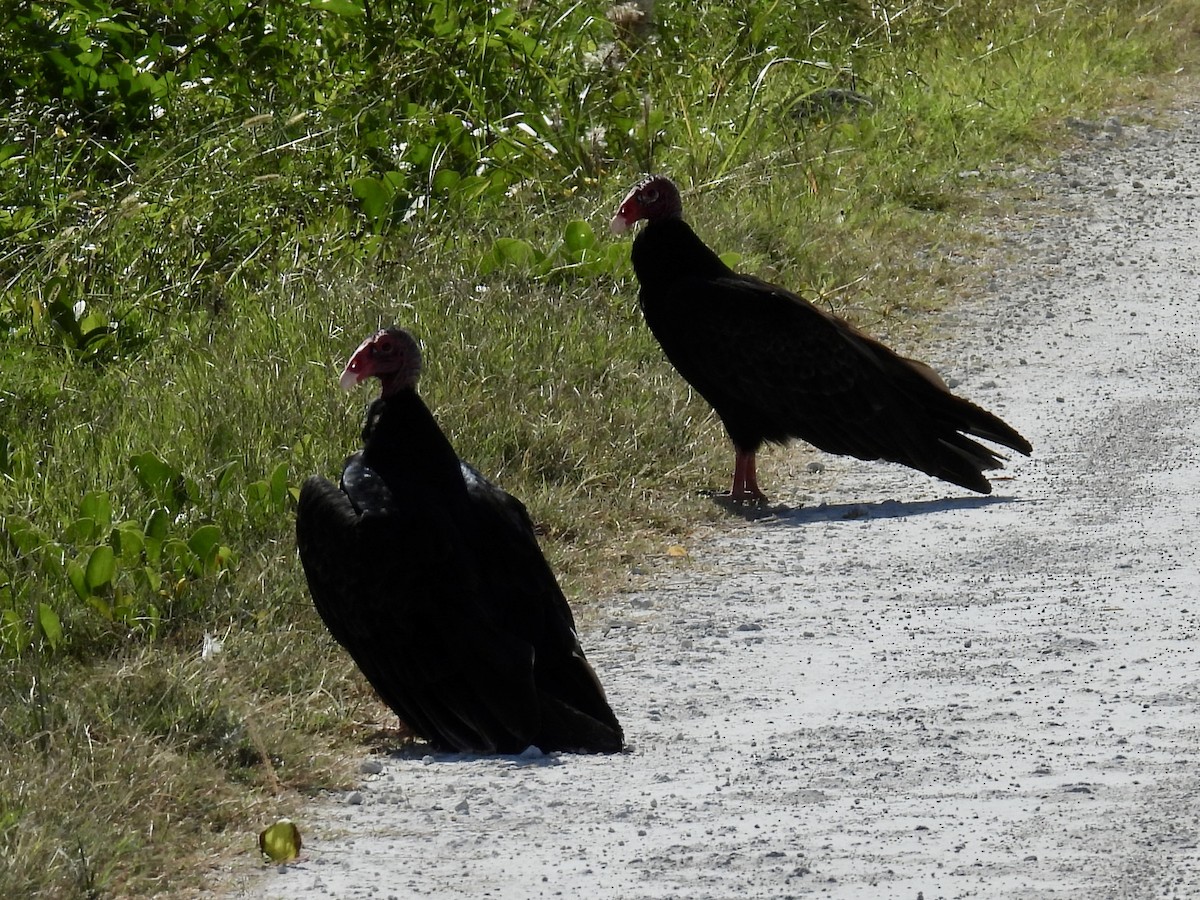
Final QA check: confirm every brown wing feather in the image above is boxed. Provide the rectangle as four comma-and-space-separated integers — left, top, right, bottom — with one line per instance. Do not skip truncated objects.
460, 462, 624, 750
642, 272, 1028, 492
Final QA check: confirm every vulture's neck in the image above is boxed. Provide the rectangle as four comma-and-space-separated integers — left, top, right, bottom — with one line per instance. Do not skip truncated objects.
360, 391, 466, 498
631, 218, 733, 292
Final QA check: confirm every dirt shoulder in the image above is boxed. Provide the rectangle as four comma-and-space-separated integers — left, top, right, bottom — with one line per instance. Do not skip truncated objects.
241, 81, 1200, 900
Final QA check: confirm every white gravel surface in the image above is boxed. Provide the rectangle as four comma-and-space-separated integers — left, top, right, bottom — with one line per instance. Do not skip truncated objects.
245, 87, 1200, 900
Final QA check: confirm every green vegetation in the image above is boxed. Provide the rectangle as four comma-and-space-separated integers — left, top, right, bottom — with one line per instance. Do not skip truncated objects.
0, 0, 1194, 894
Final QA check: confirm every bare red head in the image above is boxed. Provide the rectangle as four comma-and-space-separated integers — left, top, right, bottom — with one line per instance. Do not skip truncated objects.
339, 327, 423, 397
609, 175, 684, 234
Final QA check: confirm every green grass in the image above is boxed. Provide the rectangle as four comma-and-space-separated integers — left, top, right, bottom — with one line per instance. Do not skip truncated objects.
1, 1, 1197, 895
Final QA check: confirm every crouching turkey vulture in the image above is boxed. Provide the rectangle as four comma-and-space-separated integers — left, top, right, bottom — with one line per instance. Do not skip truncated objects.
610, 175, 1032, 502
296, 327, 624, 754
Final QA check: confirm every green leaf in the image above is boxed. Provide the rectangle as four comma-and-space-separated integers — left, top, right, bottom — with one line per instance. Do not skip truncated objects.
246, 480, 269, 510
431, 168, 461, 194
144, 508, 169, 564
563, 220, 596, 254
259, 819, 303, 862
138, 602, 160, 638
65, 516, 98, 544
269, 462, 289, 508
163, 538, 197, 577
406, 140, 435, 171
94, 19, 137, 36
452, 174, 493, 201
214, 461, 241, 493
491, 237, 542, 269
86, 594, 114, 620
304, 0, 364, 16
85, 545, 116, 592
145, 508, 170, 542
214, 545, 237, 572
67, 557, 89, 601
3, 515, 43, 555
0, 608, 28, 656
79, 310, 111, 338
188, 524, 222, 570
111, 522, 145, 562
351, 177, 393, 223
79, 491, 112, 529
382, 170, 408, 193
130, 452, 177, 501
36, 603, 63, 651
136, 566, 162, 595
47, 298, 83, 343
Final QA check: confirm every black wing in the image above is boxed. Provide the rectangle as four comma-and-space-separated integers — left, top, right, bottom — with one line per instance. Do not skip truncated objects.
460, 462, 624, 752
642, 272, 1030, 493
297, 475, 543, 753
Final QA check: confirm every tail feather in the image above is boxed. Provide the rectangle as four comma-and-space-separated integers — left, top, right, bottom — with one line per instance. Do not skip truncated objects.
928, 434, 1004, 494
954, 398, 1032, 457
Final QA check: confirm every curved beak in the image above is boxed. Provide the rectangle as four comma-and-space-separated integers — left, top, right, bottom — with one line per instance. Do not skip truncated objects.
609, 201, 636, 235
338, 334, 377, 391
338, 364, 363, 391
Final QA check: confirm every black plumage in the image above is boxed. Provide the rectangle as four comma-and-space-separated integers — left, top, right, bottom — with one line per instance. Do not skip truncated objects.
296, 328, 623, 754
610, 175, 1032, 501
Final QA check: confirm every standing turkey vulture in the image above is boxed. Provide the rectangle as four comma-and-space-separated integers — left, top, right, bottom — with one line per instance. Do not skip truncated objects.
296, 327, 623, 754
610, 175, 1032, 502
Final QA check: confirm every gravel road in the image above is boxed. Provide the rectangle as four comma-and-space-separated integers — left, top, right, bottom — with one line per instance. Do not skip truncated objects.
245, 86, 1200, 900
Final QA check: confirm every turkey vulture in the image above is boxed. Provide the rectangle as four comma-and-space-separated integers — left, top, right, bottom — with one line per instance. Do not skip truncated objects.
296, 327, 623, 754
610, 175, 1032, 502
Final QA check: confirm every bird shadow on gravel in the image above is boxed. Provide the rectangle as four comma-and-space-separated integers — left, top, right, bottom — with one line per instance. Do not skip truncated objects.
381, 745, 589, 768
715, 493, 1020, 525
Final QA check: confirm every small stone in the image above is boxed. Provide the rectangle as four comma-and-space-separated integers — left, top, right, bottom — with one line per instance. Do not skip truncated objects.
360, 759, 384, 775
454, 798, 470, 814
347, 791, 364, 805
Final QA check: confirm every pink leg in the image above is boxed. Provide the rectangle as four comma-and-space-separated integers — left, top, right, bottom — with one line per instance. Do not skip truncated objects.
724, 449, 768, 503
